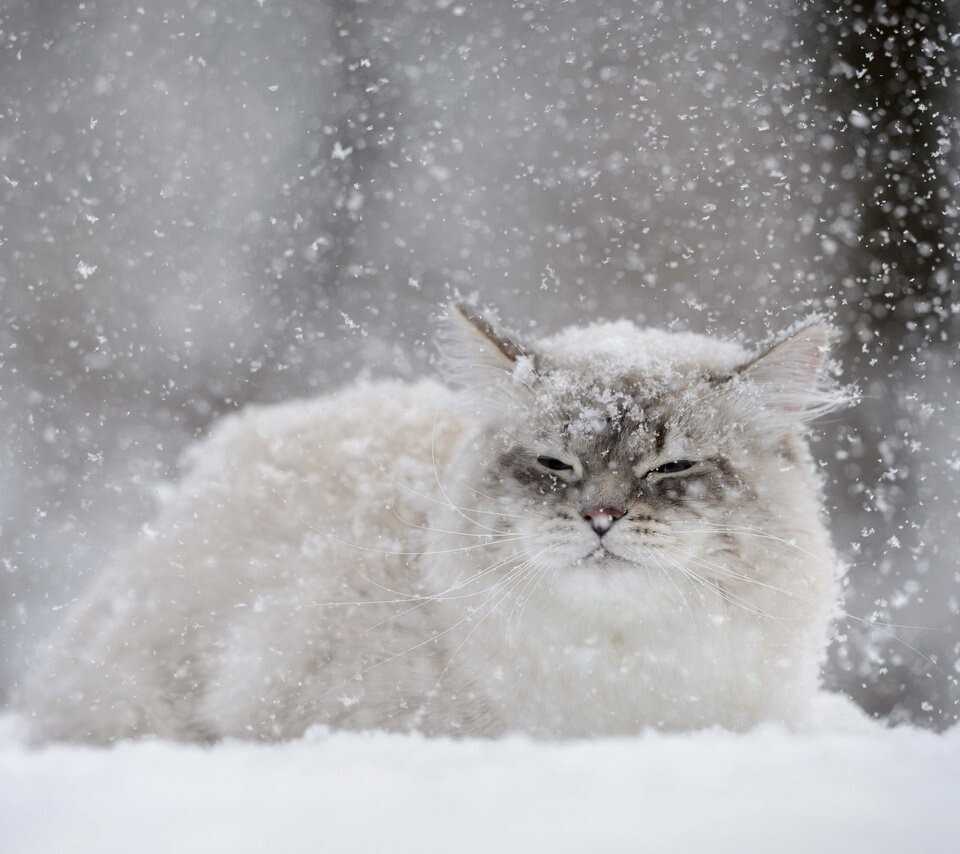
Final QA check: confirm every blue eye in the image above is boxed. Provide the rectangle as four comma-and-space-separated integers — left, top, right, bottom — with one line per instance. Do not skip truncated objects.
652, 460, 695, 475
537, 456, 573, 472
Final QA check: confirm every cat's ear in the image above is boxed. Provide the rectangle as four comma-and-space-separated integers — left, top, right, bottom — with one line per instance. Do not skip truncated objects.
437, 303, 535, 389
735, 323, 847, 427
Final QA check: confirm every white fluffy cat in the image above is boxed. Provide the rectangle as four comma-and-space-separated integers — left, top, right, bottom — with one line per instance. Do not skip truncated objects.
17, 305, 862, 742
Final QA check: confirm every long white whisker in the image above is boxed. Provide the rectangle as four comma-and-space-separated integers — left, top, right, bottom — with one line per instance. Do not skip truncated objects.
361, 546, 550, 633
651, 553, 699, 621
432, 547, 559, 693
429, 402, 508, 535
680, 548, 937, 632
362, 458, 539, 521
659, 550, 786, 623
506, 546, 562, 642
463, 484, 550, 520
273, 488, 531, 558
666, 522, 822, 562
386, 504, 515, 538
679, 553, 944, 673
321, 548, 549, 707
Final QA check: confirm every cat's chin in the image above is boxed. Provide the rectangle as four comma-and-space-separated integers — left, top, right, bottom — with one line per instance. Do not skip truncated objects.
544, 546, 668, 612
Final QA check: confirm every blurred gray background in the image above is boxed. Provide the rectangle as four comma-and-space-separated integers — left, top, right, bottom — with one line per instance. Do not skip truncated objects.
1, 0, 957, 728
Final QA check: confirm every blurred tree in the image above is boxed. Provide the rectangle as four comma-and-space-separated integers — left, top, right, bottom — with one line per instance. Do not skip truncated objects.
816, 0, 959, 338
805, 0, 960, 727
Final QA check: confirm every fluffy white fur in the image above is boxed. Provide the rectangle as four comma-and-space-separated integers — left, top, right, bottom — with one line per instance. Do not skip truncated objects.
17, 307, 863, 742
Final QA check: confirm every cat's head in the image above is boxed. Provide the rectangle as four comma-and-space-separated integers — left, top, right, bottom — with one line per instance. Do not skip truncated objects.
437, 303, 848, 593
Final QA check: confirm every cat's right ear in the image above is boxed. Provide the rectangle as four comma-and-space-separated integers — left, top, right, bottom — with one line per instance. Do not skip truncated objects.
436, 303, 536, 392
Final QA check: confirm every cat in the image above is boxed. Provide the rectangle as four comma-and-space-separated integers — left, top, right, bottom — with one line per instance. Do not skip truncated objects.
16, 304, 860, 742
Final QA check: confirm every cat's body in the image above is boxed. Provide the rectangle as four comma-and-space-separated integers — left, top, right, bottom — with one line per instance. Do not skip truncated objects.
18, 308, 855, 742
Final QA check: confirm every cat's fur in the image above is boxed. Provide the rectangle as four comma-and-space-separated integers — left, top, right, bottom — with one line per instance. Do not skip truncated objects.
17, 306, 856, 742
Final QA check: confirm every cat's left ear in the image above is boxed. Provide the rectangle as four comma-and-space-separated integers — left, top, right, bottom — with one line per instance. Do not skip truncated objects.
736, 323, 846, 424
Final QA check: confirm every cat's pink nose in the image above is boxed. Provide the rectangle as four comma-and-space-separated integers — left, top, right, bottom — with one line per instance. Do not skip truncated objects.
580, 507, 623, 536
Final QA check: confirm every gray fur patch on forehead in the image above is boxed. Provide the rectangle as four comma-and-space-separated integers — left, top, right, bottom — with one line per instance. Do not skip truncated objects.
520, 321, 751, 448
545, 379, 643, 439
524, 325, 742, 448
524, 373, 672, 464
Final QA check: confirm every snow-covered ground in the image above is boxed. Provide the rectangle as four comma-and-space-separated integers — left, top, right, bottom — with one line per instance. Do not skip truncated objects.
1, 716, 957, 854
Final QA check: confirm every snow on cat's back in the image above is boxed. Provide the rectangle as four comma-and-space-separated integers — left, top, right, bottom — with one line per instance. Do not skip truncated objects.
19, 379, 464, 742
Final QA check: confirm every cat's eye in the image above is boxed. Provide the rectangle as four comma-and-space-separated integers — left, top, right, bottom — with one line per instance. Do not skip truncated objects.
650, 460, 696, 475
536, 456, 574, 472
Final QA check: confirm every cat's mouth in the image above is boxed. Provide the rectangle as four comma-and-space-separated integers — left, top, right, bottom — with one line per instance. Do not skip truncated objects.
578, 546, 631, 567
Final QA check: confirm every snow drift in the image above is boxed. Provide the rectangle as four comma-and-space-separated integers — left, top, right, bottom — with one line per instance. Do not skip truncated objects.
1, 716, 957, 854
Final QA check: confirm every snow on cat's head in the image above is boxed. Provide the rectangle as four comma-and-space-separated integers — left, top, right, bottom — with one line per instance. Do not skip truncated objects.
439, 304, 845, 600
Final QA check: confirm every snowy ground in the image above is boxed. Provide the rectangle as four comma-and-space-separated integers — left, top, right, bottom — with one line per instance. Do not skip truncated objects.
1, 716, 957, 854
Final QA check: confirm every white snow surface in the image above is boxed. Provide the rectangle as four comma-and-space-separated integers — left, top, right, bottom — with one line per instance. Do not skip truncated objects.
2, 716, 957, 854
